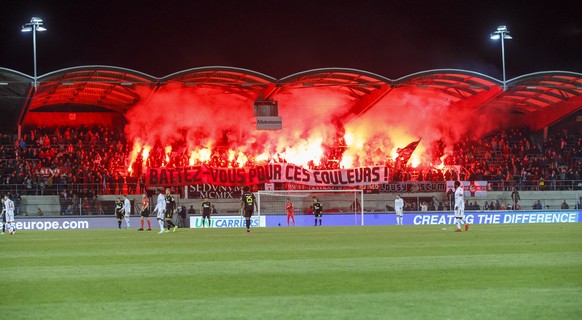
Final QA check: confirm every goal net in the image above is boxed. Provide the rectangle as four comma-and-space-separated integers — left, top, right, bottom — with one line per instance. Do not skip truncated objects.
257, 189, 364, 225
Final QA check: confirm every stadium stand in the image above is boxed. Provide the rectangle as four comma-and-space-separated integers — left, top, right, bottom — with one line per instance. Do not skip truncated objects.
1, 67, 580, 215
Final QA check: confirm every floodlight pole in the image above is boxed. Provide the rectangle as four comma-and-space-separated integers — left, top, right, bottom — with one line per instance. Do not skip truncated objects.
500, 33, 506, 90
22, 17, 46, 88
490, 25, 512, 91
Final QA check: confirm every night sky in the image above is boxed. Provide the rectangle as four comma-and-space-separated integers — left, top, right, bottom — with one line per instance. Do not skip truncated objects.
1, 0, 581, 80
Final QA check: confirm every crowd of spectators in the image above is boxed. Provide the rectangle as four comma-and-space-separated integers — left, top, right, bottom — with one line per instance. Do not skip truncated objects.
1, 125, 581, 202
1, 125, 145, 200
440, 127, 582, 191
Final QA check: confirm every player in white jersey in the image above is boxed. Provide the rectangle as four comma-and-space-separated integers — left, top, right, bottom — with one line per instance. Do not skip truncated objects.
454, 181, 469, 232
1, 197, 6, 235
153, 189, 166, 234
394, 194, 404, 225
3, 195, 15, 235
123, 195, 131, 229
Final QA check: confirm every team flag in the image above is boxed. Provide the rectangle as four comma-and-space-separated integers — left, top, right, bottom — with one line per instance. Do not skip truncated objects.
396, 139, 421, 165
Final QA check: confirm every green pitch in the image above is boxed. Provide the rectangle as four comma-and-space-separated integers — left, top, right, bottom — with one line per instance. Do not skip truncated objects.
1, 224, 581, 320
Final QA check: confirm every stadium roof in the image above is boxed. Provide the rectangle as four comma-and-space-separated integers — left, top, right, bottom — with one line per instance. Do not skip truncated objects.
1, 66, 581, 133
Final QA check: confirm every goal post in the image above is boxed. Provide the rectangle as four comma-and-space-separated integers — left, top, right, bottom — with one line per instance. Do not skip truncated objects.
257, 189, 365, 226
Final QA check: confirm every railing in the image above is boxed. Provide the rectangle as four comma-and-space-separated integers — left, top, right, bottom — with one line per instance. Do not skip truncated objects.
0, 182, 146, 196
14, 195, 579, 217
14, 197, 113, 216
485, 179, 582, 191
1, 178, 581, 197
14, 196, 148, 217
444, 195, 582, 211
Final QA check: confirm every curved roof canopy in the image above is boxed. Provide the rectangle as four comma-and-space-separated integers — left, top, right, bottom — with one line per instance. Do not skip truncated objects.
279, 68, 391, 99
497, 72, 582, 113
394, 69, 502, 102
0, 68, 33, 131
1, 66, 581, 133
162, 66, 276, 100
30, 66, 157, 114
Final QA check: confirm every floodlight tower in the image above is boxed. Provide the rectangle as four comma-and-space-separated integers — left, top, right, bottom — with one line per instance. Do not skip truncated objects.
490, 25, 512, 91
21, 17, 47, 88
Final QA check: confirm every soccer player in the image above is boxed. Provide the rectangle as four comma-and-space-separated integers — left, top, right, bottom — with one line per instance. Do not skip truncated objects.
115, 197, 124, 229
165, 188, 178, 232
285, 198, 295, 226
138, 193, 151, 231
394, 194, 404, 225
201, 198, 211, 228
153, 189, 166, 234
312, 197, 323, 226
240, 186, 257, 233
123, 195, 131, 229
454, 180, 469, 232
1, 196, 6, 235
3, 195, 15, 235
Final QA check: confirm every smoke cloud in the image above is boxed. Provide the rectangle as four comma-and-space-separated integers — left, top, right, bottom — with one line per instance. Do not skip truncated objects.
123, 84, 510, 171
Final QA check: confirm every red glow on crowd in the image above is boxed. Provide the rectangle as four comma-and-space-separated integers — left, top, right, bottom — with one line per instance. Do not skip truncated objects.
124, 85, 509, 174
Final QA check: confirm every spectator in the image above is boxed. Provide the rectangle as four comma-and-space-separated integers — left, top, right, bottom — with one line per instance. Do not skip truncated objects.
473, 201, 481, 210
59, 188, 69, 215
177, 205, 188, 228
116, 173, 124, 195
538, 177, 545, 191
561, 200, 569, 210
350, 199, 362, 212
511, 187, 520, 210
13, 192, 22, 215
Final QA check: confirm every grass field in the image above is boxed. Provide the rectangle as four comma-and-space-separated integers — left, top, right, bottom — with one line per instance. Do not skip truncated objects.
1, 224, 581, 320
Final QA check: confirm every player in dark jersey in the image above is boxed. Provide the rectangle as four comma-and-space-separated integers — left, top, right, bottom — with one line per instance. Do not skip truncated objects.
201, 198, 212, 228
164, 188, 178, 232
115, 197, 124, 229
240, 186, 257, 233
312, 197, 323, 226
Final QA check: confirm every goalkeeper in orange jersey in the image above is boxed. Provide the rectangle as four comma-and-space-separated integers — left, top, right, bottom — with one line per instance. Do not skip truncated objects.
138, 193, 151, 231
285, 198, 295, 226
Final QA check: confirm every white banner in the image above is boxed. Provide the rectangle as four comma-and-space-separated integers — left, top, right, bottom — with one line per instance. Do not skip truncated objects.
148, 164, 389, 187
189, 215, 266, 228
256, 116, 282, 130
446, 180, 487, 197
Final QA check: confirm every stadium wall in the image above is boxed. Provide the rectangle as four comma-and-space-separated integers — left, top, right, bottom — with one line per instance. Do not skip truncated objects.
17, 190, 580, 216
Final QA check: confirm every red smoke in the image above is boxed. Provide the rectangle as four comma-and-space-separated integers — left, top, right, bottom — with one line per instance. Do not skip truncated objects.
124, 84, 508, 173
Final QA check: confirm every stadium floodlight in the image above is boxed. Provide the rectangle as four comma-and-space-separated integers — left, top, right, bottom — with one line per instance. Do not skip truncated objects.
21, 17, 47, 88
490, 25, 512, 91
